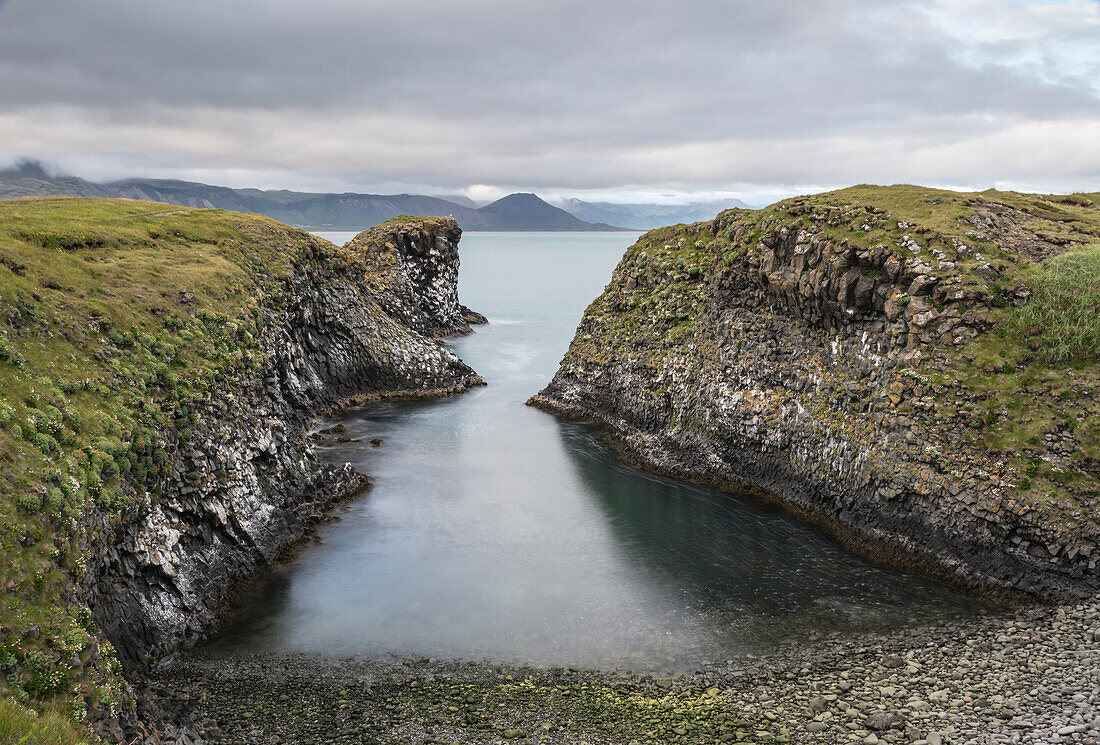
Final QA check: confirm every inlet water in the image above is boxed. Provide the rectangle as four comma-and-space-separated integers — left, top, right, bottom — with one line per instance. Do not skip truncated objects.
208, 231, 989, 672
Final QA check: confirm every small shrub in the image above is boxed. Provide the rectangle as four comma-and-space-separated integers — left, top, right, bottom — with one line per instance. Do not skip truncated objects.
46, 488, 65, 514
16, 493, 41, 513
85, 472, 103, 501
22, 649, 68, 697
74, 606, 95, 634
61, 627, 87, 657
0, 644, 16, 670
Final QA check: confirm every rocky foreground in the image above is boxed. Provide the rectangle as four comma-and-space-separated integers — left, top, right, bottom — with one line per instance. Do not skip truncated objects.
135, 597, 1098, 745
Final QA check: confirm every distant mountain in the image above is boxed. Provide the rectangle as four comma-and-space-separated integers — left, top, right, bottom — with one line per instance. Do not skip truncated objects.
559, 197, 752, 230
0, 161, 623, 232
477, 193, 620, 231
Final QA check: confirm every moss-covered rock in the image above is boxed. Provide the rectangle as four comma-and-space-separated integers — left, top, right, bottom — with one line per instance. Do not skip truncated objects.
532, 185, 1100, 603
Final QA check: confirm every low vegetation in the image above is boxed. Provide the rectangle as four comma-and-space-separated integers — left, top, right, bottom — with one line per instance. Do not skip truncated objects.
1004, 242, 1100, 364
0, 696, 91, 745
0, 198, 355, 740
160, 662, 779, 745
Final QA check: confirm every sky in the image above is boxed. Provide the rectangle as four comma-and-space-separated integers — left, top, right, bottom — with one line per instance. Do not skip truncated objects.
1, 0, 1098, 206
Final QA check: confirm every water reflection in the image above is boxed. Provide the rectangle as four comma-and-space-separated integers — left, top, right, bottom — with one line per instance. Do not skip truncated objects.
201, 231, 992, 672
560, 424, 989, 650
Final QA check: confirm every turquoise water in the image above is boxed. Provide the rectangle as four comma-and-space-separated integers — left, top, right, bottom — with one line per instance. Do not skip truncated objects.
208, 231, 988, 672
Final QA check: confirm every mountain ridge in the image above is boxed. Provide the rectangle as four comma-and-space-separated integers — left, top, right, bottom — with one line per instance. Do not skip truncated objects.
0, 161, 626, 232
558, 196, 752, 229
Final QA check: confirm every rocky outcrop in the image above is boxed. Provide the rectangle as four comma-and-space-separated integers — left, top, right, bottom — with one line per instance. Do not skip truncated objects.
345, 216, 479, 337
532, 186, 1100, 602
82, 217, 484, 665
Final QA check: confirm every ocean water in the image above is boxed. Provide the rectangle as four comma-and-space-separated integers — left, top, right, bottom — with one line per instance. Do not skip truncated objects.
206, 231, 990, 672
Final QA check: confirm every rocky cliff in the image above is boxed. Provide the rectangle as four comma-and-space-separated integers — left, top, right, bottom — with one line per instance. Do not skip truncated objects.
0, 201, 482, 736
84, 215, 484, 668
532, 185, 1100, 602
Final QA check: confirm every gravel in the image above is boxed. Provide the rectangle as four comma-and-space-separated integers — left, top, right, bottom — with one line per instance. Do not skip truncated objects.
139, 598, 1099, 744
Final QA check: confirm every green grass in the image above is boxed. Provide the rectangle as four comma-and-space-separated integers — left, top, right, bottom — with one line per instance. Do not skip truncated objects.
1005, 242, 1100, 364
0, 696, 90, 745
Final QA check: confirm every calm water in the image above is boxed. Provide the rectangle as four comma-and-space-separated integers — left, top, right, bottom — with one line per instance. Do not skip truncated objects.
208, 231, 989, 672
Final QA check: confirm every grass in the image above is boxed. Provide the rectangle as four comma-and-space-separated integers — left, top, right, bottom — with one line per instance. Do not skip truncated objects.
0, 696, 90, 745
0, 197, 386, 739
1004, 242, 1100, 364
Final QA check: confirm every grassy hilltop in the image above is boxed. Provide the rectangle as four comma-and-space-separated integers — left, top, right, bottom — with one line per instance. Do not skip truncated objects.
0, 198, 408, 737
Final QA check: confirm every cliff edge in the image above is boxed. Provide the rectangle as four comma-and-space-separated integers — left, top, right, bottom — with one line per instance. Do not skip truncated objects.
532, 185, 1099, 602
0, 199, 482, 739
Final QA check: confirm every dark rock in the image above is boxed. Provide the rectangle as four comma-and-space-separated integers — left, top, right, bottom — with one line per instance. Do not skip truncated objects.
866, 711, 905, 731
529, 200, 1099, 603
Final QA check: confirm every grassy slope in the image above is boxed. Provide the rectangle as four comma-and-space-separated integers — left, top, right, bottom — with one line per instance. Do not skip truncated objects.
576, 185, 1099, 532
0, 198, 396, 739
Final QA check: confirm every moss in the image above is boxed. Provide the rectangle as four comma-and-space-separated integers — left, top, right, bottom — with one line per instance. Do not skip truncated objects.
193, 672, 780, 745
0, 197, 446, 734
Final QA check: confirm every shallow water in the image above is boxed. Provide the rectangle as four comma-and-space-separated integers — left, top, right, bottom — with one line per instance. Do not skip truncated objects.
207, 231, 990, 672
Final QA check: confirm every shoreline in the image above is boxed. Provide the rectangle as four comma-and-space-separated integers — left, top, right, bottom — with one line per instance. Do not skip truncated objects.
525, 393, 1032, 607
142, 595, 1100, 745
138, 386, 1098, 745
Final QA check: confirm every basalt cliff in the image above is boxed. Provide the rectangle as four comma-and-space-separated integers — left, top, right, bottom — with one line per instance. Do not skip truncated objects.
532, 185, 1100, 603
0, 200, 482, 740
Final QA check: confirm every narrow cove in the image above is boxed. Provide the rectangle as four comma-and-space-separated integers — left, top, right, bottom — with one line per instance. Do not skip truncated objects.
204, 231, 991, 673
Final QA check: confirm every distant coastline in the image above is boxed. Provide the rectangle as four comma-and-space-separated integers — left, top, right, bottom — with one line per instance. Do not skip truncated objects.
0, 159, 750, 232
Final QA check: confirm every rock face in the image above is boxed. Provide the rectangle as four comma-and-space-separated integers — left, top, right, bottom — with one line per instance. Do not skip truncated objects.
83, 217, 484, 664
532, 186, 1100, 601
345, 216, 475, 336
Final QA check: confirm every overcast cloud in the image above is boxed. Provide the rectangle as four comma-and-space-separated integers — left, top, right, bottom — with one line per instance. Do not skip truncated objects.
1, 0, 1098, 204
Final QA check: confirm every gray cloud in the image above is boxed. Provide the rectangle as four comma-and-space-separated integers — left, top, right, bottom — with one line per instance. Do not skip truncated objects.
1, 0, 1098, 201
